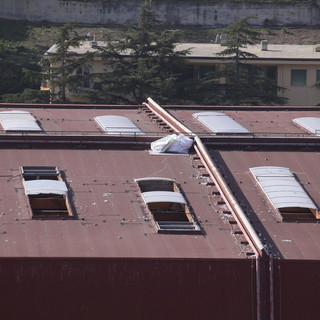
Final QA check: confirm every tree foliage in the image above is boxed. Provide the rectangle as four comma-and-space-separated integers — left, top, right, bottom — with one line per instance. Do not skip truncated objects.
0, 39, 40, 100
95, 0, 189, 104
216, 16, 287, 105
42, 24, 93, 103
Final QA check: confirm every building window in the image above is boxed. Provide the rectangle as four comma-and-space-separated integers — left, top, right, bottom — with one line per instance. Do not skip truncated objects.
21, 166, 74, 219
76, 65, 91, 88
291, 69, 307, 86
135, 177, 200, 233
316, 70, 320, 83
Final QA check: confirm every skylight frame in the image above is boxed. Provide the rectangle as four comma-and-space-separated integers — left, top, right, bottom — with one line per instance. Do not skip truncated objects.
0, 110, 42, 132
193, 112, 251, 135
292, 117, 320, 136
94, 115, 145, 135
136, 177, 201, 233
20, 166, 74, 219
250, 166, 320, 220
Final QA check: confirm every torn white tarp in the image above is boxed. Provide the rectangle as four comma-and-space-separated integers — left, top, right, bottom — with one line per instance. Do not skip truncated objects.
151, 134, 193, 154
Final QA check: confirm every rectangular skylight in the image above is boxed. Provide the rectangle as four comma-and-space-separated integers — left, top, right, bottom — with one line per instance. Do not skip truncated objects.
94, 115, 144, 135
0, 111, 42, 131
250, 166, 319, 220
20, 166, 74, 219
292, 117, 320, 136
193, 112, 251, 134
136, 177, 200, 232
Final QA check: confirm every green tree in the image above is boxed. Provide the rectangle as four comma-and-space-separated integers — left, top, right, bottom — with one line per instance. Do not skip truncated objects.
0, 39, 40, 99
217, 17, 287, 105
96, 0, 189, 104
42, 24, 93, 103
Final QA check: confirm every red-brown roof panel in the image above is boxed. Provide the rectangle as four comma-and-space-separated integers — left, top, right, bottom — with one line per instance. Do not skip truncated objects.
0, 107, 163, 134
215, 149, 320, 259
169, 109, 320, 136
0, 148, 245, 259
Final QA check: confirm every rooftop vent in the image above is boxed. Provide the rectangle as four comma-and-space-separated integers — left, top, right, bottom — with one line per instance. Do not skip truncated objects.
314, 44, 320, 52
261, 40, 268, 51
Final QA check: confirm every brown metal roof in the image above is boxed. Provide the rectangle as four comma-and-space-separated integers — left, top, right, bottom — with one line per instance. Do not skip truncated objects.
0, 107, 164, 135
169, 108, 320, 136
212, 149, 320, 260
0, 147, 246, 259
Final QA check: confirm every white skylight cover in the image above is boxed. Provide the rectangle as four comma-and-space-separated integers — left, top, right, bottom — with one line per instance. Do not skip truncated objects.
94, 115, 144, 135
193, 112, 250, 134
250, 166, 317, 210
23, 180, 68, 196
292, 117, 320, 136
134, 177, 176, 183
141, 191, 186, 204
0, 110, 42, 131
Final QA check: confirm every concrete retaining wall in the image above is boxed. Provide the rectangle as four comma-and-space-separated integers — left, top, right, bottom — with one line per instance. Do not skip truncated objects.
1, 0, 320, 27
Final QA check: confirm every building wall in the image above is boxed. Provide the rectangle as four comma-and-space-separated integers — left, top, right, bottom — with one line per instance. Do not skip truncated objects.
1, 0, 320, 27
278, 64, 320, 106
0, 257, 256, 320
273, 259, 320, 320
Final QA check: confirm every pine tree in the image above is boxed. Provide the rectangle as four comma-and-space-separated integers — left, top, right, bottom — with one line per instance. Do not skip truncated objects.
217, 17, 287, 105
96, 0, 189, 104
42, 24, 93, 103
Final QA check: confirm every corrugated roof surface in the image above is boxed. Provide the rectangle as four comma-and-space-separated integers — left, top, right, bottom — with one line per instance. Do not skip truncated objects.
214, 149, 320, 259
0, 148, 244, 259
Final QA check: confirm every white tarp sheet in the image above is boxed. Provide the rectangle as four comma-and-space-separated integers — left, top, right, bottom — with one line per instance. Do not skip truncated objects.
151, 134, 193, 154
